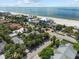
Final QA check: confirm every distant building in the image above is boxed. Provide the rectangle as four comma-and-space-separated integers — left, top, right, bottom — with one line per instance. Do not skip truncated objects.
40, 17, 49, 21
28, 15, 34, 19
40, 17, 54, 24
0, 12, 11, 16
28, 19, 39, 24
51, 43, 77, 59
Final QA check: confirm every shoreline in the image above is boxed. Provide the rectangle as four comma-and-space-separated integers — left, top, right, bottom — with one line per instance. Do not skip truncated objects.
38, 16, 79, 28
2, 11, 79, 28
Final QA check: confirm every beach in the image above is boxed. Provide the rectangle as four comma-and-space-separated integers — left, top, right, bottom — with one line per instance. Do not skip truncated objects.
53, 18, 79, 28
37, 16, 79, 28
11, 12, 79, 28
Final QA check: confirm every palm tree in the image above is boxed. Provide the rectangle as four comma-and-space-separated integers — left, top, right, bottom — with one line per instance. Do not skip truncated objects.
51, 36, 56, 46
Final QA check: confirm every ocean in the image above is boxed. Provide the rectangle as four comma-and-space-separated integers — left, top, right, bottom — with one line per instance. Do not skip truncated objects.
0, 7, 79, 20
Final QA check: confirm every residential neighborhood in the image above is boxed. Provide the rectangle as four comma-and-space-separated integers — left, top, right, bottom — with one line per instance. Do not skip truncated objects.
0, 12, 79, 59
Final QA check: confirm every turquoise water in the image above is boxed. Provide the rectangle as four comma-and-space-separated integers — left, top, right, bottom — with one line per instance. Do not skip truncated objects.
0, 7, 79, 20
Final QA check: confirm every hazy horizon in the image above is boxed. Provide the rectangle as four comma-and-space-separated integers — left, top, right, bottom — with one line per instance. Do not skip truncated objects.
0, 0, 78, 7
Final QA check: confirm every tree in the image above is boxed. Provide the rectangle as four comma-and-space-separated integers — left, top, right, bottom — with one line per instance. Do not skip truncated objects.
60, 40, 67, 45
0, 33, 13, 43
51, 36, 56, 46
74, 32, 79, 40
62, 25, 66, 28
55, 24, 63, 31
4, 44, 26, 59
55, 40, 60, 48
43, 32, 50, 40
0, 24, 12, 34
73, 43, 79, 51
27, 26, 32, 33
39, 46, 54, 59
63, 26, 74, 34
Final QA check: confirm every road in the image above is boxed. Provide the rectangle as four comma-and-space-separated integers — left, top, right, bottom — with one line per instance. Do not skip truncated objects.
24, 32, 77, 59
26, 41, 51, 59
48, 31, 77, 43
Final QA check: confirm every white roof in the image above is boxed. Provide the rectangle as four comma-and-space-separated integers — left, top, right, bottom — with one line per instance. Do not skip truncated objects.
9, 33, 17, 37
51, 43, 77, 59
0, 55, 5, 59
40, 17, 49, 21
9, 28, 24, 37
14, 28, 24, 33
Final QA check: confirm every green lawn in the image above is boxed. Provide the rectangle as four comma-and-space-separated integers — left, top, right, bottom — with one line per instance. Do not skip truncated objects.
39, 45, 54, 59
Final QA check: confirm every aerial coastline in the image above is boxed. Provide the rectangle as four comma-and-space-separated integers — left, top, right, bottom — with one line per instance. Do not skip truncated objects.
10, 12, 79, 28
0, 11, 79, 59
0, 0, 79, 59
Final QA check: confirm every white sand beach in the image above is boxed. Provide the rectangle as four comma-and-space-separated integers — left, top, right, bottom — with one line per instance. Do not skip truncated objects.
11, 12, 79, 28
38, 16, 79, 28
52, 18, 79, 28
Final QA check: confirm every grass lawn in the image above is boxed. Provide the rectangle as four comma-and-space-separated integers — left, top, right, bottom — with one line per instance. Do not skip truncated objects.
39, 44, 54, 59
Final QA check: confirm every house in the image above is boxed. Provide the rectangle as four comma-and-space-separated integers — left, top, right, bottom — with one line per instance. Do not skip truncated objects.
9, 28, 24, 37
0, 40, 6, 54
28, 19, 39, 24
11, 36, 24, 44
8, 23, 22, 30
13, 27, 24, 33
40, 17, 54, 27
51, 43, 77, 59
40, 17, 49, 21
9, 33, 17, 37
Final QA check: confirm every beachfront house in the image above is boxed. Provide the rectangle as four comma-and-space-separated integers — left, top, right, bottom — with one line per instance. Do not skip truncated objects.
40, 17, 50, 24
40, 17, 54, 23
40, 17, 54, 27
40, 17, 49, 21
27, 15, 34, 19
28, 18, 39, 24
51, 43, 77, 59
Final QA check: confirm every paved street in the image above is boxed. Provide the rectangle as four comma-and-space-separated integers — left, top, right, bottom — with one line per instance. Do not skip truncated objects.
48, 32, 77, 43
26, 41, 51, 59
25, 32, 77, 59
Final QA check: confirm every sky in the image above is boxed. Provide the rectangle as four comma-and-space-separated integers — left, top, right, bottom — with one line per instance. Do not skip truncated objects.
0, 0, 78, 7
